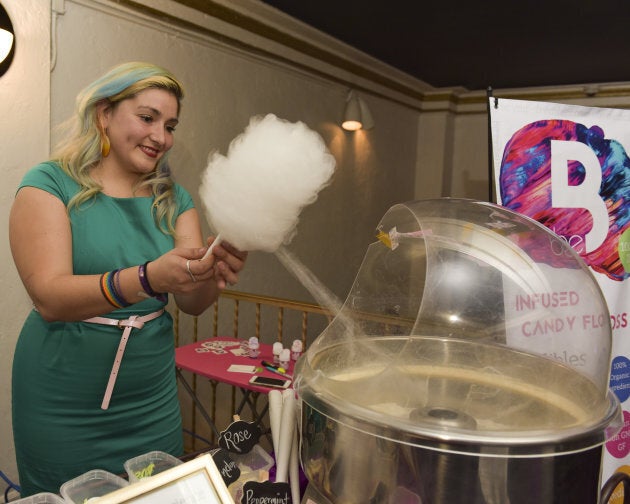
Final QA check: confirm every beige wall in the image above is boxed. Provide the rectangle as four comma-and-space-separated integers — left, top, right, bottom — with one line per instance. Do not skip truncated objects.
3, 0, 630, 489
0, 0, 50, 483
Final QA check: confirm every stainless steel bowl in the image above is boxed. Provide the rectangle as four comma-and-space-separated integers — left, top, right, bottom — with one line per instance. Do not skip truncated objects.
296, 336, 621, 504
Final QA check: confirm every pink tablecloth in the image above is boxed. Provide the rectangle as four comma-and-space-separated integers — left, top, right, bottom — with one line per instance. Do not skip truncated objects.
175, 337, 295, 393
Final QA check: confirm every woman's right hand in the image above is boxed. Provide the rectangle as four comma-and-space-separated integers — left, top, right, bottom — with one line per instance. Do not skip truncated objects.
146, 246, 218, 295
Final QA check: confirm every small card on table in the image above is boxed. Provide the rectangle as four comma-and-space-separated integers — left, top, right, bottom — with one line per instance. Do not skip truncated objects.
227, 364, 258, 374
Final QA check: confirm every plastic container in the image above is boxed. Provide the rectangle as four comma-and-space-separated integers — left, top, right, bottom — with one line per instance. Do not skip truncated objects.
229, 444, 274, 474
290, 339, 303, 361
11, 493, 65, 504
227, 444, 275, 502
272, 342, 283, 364
124, 450, 183, 482
59, 469, 128, 504
248, 336, 260, 358
279, 348, 290, 368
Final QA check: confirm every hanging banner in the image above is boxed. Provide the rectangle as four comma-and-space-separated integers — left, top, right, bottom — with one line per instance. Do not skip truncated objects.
490, 97, 630, 495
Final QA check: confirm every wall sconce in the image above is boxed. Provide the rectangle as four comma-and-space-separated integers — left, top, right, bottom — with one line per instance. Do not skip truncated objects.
341, 90, 374, 131
0, 2, 15, 77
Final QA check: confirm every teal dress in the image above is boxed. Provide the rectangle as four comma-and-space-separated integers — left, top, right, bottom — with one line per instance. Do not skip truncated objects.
12, 162, 193, 496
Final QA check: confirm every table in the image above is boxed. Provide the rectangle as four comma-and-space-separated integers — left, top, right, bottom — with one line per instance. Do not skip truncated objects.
175, 337, 296, 439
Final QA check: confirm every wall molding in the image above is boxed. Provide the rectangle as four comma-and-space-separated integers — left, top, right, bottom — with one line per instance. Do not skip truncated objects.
84, 0, 630, 113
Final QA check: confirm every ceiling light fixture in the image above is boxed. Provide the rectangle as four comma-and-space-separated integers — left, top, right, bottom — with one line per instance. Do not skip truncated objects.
0, 2, 15, 77
341, 90, 374, 131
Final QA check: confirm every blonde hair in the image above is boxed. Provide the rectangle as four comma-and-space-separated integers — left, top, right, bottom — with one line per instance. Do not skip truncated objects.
51, 61, 185, 235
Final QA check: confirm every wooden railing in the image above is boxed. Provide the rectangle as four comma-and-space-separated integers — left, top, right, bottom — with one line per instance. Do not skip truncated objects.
173, 289, 415, 452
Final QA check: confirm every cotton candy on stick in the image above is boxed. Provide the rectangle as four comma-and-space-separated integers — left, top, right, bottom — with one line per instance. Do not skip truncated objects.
200, 113, 336, 258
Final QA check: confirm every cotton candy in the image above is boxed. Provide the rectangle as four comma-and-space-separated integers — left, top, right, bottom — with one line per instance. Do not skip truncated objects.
199, 113, 336, 252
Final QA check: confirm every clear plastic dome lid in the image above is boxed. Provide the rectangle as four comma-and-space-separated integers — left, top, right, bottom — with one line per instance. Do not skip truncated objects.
296, 198, 621, 454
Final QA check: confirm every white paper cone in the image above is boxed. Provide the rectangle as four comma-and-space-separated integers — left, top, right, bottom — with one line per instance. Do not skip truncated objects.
275, 390, 297, 483
289, 421, 301, 503
268, 390, 283, 457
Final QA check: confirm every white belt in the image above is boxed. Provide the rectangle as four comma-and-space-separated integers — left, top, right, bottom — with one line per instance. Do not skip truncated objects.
83, 309, 165, 410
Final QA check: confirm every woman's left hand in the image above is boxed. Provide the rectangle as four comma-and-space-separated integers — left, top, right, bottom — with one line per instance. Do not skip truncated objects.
207, 238, 248, 289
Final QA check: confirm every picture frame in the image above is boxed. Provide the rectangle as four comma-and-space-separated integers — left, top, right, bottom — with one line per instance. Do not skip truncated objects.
95, 454, 234, 503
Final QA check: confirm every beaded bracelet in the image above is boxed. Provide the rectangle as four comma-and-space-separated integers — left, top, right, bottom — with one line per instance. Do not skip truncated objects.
100, 270, 131, 308
112, 269, 128, 305
138, 261, 168, 303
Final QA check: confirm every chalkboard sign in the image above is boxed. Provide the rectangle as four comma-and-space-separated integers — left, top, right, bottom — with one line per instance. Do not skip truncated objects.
211, 448, 241, 487
218, 419, 261, 454
241, 481, 292, 504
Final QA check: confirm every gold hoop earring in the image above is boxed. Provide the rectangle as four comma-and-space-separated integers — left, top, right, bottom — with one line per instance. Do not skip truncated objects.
101, 133, 110, 157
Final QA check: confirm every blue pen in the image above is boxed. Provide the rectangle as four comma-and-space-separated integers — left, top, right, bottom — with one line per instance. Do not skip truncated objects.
264, 365, 293, 379
261, 360, 281, 370
261, 360, 290, 374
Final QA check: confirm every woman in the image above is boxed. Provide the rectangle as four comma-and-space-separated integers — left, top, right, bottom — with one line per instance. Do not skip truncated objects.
9, 61, 247, 496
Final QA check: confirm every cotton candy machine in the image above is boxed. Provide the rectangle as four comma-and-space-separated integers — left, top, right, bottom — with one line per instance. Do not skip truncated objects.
294, 198, 624, 504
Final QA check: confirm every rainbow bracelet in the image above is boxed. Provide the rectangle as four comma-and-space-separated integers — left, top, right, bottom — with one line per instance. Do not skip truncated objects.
100, 270, 130, 308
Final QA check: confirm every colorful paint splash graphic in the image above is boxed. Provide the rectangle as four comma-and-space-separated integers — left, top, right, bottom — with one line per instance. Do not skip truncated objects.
499, 119, 630, 281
